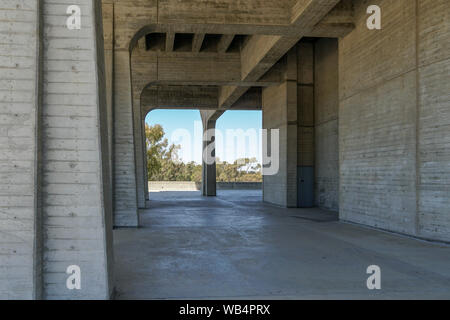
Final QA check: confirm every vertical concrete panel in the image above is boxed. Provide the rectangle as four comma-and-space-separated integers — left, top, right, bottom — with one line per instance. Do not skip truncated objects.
262, 82, 297, 207
339, 0, 450, 242
297, 42, 314, 207
113, 50, 139, 226
141, 117, 149, 200
417, 0, 450, 242
339, 73, 418, 234
339, 0, 418, 235
41, 0, 112, 299
132, 94, 146, 208
339, 0, 416, 101
0, 0, 42, 300
102, 1, 115, 215
314, 38, 339, 212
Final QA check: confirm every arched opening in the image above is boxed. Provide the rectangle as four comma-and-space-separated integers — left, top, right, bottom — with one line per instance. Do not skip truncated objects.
141, 109, 264, 203
145, 109, 203, 199
214, 110, 263, 202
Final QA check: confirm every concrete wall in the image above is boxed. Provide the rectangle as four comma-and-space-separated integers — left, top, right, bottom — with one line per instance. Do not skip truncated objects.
0, 0, 42, 300
416, 0, 450, 242
314, 38, 339, 212
339, 0, 450, 242
148, 181, 262, 192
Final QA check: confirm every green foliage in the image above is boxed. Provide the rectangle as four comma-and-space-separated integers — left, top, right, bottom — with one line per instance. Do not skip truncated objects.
145, 123, 262, 182
216, 158, 262, 182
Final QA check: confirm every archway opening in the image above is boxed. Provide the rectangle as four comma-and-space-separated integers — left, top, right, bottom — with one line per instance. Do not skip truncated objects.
145, 109, 203, 200
214, 110, 263, 202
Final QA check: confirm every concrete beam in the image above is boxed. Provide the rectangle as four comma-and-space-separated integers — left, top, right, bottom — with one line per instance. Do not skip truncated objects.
131, 49, 284, 91
192, 34, 205, 52
166, 32, 175, 52
141, 85, 262, 116
218, 0, 340, 108
142, 86, 219, 114
217, 34, 235, 53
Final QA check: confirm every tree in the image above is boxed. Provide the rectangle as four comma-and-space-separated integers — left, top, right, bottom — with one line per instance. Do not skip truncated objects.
145, 124, 179, 181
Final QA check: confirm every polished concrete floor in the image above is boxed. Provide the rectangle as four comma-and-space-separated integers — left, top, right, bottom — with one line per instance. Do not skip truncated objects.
114, 190, 450, 299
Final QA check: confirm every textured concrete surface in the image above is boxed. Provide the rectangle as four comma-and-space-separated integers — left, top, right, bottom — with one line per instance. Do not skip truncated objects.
339, 0, 450, 242
2, 0, 449, 300
113, 50, 139, 227
201, 110, 222, 197
263, 80, 298, 208
40, 0, 113, 299
314, 38, 339, 212
297, 42, 315, 208
416, 0, 450, 242
114, 191, 450, 300
0, 0, 41, 300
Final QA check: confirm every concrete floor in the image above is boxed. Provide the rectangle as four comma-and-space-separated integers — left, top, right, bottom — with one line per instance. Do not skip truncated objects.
114, 190, 450, 299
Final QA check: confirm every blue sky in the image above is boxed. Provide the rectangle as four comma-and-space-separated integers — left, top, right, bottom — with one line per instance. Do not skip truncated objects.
145, 110, 262, 164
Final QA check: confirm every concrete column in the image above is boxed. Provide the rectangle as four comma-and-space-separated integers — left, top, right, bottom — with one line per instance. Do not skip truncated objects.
0, 0, 43, 300
40, 0, 113, 299
102, 0, 115, 214
262, 50, 298, 207
313, 38, 339, 211
113, 50, 139, 226
200, 111, 223, 197
142, 117, 150, 200
297, 42, 315, 208
132, 93, 146, 209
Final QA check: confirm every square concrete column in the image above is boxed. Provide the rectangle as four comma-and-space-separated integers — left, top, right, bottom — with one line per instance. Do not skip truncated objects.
132, 94, 146, 209
200, 111, 223, 197
297, 42, 315, 208
262, 80, 298, 208
40, 0, 113, 299
113, 51, 139, 226
142, 117, 150, 201
102, 1, 115, 215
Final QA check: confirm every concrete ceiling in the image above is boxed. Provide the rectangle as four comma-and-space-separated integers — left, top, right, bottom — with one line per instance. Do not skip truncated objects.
104, 0, 354, 112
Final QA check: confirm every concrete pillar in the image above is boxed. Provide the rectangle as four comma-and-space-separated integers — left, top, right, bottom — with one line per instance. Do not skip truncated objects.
40, 0, 113, 299
313, 38, 339, 211
113, 50, 139, 226
200, 111, 223, 196
262, 49, 298, 207
297, 42, 315, 208
142, 117, 150, 200
102, 0, 115, 214
0, 0, 43, 300
132, 92, 146, 209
